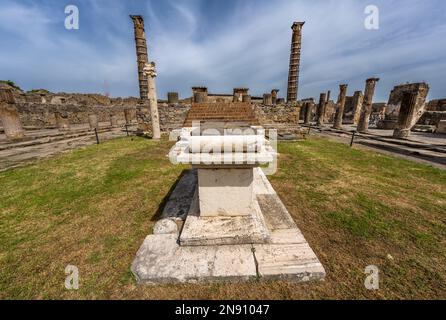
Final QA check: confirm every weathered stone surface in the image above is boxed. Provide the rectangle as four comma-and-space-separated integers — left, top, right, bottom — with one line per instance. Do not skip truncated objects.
153, 219, 178, 235
131, 234, 256, 284
179, 188, 270, 246
253, 243, 325, 282
357, 78, 380, 133
198, 168, 254, 217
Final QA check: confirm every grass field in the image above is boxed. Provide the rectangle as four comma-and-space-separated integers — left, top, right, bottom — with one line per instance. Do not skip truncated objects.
0, 136, 445, 299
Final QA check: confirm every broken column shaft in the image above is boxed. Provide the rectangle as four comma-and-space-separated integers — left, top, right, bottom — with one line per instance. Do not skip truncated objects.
393, 92, 418, 139
357, 78, 380, 133
271, 89, 279, 105
0, 89, 25, 140
333, 84, 348, 129
287, 22, 305, 102
317, 93, 327, 127
263, 94, 273, 106
304, 100, 314, 125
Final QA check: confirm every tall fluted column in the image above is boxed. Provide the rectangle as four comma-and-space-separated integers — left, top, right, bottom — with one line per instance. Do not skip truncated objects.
143, 62, 161, 139
287, 22, 305, 102
130, 15, 149, 100
333, 84, 348, 129
357, 78, 380, 133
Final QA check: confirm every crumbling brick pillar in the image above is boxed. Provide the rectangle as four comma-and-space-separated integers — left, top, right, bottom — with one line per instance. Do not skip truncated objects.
242, 94, 251, 103
304, 100, 314, 125
124, 108, 134, 124
167, 92, 179, 104
55, 111, 70, 131
352, 91, 364, 124
333, 84, 348, 129
263, 94, 273, 106
192, 87, 208, 103
130, 15, 149, 100
316, 93, 327, 127
271, 89, 280, 105
233, 88, 248, 102
287, 22, 305, 102
357, 78, 380, 133
0, 88, 25, 139
88, 114, 98, 130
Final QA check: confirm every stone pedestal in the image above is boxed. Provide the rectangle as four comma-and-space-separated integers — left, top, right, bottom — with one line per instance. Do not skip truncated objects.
197, 168, 253, 217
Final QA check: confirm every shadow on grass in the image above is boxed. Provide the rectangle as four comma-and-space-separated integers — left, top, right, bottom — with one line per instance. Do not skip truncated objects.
150, 169, 192, 222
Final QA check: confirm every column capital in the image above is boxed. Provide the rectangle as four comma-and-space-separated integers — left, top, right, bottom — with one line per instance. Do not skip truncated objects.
291, 21, 305, 31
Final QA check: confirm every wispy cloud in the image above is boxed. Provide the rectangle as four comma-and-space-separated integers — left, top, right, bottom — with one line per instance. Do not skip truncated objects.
0, 0, 445, 101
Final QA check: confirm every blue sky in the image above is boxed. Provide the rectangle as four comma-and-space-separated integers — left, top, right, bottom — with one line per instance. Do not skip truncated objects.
0, 0, 445, 101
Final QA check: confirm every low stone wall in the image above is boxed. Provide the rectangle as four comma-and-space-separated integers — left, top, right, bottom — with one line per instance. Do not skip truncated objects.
253, 103, 300, 126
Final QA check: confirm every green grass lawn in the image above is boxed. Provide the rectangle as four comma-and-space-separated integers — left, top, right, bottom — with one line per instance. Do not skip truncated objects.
0, 136, 445, 299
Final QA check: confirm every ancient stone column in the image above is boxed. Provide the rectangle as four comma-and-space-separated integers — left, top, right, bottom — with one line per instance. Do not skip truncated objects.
130, 15, 149, 100
304, 101, 314, 125
167, 92, 179, 104
0, 88, 25, 139
124, 108, 134, 124
263, 94, 273, 106
143, 62, 161, 139
271, 89, 280, 105
333, 84, 348, 129
88, 114, 98, 130
55, 111, 70, 131
392, 92, 417, 139
287, 22, 305, 102
242, 94, 251, 103
357, 78, 380, 133
110, 114, 118, 128
352, 91, 364, 124
316, 93, 327, 127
